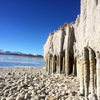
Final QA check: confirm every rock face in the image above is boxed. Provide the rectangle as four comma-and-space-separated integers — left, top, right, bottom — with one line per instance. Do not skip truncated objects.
43, 0, 100, 100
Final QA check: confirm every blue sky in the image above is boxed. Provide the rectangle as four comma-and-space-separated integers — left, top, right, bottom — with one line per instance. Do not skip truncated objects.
0, 0, 80, 55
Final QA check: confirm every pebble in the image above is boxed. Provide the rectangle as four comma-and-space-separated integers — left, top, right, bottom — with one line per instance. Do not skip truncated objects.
28, 86, 33, 90
61, 91, 65, 95
1, 97, 6, 100
6, 96, 15, 100
33, 95, 39, 100
8, 72, 12, 75
88, 94, 97, 100
24, 93, 31, 99
16, 94, 24, 100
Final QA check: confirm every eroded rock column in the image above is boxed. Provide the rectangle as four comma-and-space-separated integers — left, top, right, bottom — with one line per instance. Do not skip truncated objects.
80, 56, 84, 95
73, 57, 76, 75
48, 57, 50, 73
89, 48, 95, 94
45, 58, 48, 72
52, 56, 55, 73
58, 55, 61, 74
83, 48, 89, 100
57, 56, 59, 73
96, 52, 100, 100
73, 64, 75, 75
77, 56, 80, 80
63, 57, 65, 74
65, 52, 69, 76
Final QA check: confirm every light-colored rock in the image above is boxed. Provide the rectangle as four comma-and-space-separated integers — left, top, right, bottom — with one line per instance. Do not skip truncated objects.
6, 96, 15, 100
1, 97, 6, 100
88, 94, 97, 100
24, 93, 31, 99
43, 0, 100, 99
16, 94, 24, 100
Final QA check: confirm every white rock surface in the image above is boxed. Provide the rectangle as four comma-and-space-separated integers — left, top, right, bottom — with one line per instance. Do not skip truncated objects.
43, 0, 100, 59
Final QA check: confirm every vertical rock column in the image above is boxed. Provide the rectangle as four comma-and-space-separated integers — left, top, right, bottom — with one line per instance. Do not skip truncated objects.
65, 52, 69, 76
77, 56, 80, 80
83, 48, 89, 100
80, 56, 84, 95
52, 56, 55, 73
96, 52, 100, 100
73, 57, 76, 75
45, 58, 48, 72
57, 56, 59, 74
89, 48, 95, 94
73, 64, 75, 75
48, 57, 50, 73
63, 57, 65, 74
58, 55, 61, 74
50, 58, 52, 74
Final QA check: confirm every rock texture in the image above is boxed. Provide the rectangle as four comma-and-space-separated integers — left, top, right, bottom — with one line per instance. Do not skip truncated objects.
0, 67, 83, 100
43, 0, 100, 99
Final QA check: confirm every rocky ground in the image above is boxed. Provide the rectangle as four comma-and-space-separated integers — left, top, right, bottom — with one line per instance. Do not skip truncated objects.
0, 67, 85, 100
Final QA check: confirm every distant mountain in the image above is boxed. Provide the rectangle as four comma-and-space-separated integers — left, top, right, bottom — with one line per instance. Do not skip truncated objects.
0, 49, 43, 58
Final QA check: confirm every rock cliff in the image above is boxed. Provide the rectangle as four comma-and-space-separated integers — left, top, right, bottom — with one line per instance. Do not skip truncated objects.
43, 0, 100, 100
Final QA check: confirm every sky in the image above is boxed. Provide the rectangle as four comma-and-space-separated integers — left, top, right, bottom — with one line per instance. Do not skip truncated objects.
0, 0, 80, 55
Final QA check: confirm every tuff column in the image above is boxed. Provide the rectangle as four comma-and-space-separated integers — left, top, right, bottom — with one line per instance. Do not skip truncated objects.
83, 48, 89, 100
58, 55, 61, 74
77, 56, 80, 80
52, 56, 55, 73
48, 57, 50, 73
96, 52, 100, 100
63, 57, 65, 74
73, 57, 76, 75
57, 56, 59, 73
65, 52, 69, 76
50, 57, 52, 74
89, 48, 95, 94
73, 64, 75, 75
45, 58, 48, 72
80, 57, 84, 95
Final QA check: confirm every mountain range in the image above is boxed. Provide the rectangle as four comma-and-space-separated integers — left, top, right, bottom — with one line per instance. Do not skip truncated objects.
0, 49, 43, 58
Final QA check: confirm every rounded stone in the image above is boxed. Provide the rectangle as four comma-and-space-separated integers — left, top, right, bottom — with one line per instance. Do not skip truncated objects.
6, 96, 15, 100
88, 94, 97, 100
1, 97, 6, 100
16, 94, 24, 100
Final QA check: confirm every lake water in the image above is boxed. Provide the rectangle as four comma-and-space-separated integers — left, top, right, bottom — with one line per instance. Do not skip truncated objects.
0, 55, 44, 69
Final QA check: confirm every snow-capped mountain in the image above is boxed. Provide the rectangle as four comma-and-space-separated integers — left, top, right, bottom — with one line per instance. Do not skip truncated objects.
0, 49, 43, 58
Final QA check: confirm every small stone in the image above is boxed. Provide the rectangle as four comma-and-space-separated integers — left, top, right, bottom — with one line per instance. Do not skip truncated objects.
37, 90, 41, 94
24, 93, 31, 99
16, 94, 24, 100
49, 96, 55, 100
88, 94, 97, 100
70, 91, 77, 96
78, 92, 84, 96
6, 96, 15, 100
33, 78, 37, 81
39, 93, 45, 98
31, 90, 35, 95
67, 90, 71, 94
61, 91, 65, 95
1, 97, 6, 100
28, 86, 33, 90
8, 72, 12, 75
33, 95, 39, 100
51, 93, 55, 97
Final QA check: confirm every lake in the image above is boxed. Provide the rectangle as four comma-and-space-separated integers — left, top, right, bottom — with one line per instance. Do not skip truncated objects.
0, 55, 44, 69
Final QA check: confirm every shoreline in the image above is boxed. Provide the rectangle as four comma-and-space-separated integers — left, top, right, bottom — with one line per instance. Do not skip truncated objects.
0, 54, 43, 59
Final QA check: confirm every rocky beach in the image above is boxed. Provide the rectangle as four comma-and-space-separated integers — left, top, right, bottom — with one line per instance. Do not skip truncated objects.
0, 67, 85, 100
